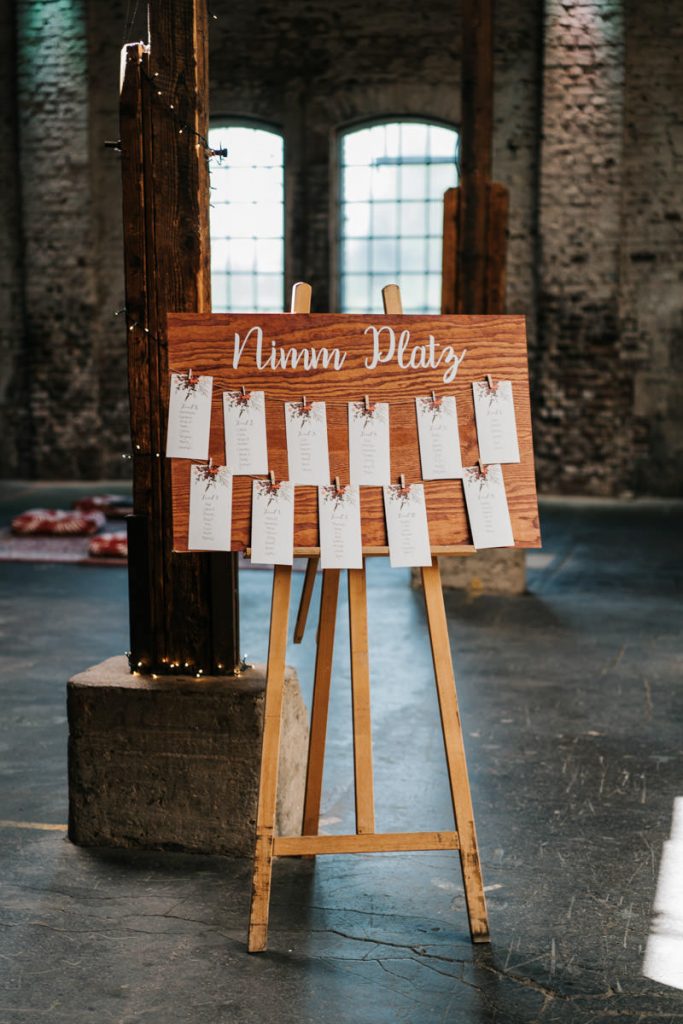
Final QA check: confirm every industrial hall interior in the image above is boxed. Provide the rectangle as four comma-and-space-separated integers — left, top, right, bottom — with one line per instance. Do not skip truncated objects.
0, 0, 681, 1021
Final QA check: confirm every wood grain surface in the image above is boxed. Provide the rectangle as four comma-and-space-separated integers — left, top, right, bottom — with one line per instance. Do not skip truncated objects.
168, 313, 541, 551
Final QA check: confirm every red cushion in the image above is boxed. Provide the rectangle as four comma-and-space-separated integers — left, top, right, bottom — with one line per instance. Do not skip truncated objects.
88, 532, 128, 558
73, 495, 132, 518
11, 508, 106, 537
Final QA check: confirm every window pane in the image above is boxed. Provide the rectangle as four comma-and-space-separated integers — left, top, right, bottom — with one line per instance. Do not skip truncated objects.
256, 238, 283, 273
343, 238, 370, 275
399, 274, 426, 309
338, 121, 459, 314
401, 122, 429, 155
400, 202, 424, 236
429, 162, 458, 196
371, 237, 397, 273
400, 163, 427, 200
428, 236, 442, 272
344, 166, 373, 202
373, 164, 398, 199
373, 201, 400, 236
342, 274, 370, 310
399, 237, 423, 273
429, 125, 458, 159
209, 125, 284, 313
343, 202, 371, 237
426, 274, 441, 310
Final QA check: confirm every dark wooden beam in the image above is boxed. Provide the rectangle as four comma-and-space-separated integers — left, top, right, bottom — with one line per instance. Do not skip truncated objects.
458, 0, 493, 313
119, 0, 239, 676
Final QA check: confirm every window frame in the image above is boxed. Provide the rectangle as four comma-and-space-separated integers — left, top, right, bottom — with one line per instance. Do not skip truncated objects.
208, 118, 286, 314
332, 116, 460, 314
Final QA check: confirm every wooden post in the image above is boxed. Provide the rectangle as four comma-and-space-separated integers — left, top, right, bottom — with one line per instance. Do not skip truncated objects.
441, 0, 509, 318
421, 557, 489, 942
348, 564, 375, 835
459, 0, 493, 313
301, 568, 340, 834
248, 564, 293, 952
119, 0, 239, 676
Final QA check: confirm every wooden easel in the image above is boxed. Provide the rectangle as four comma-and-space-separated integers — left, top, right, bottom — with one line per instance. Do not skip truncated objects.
247, 284, 490, 953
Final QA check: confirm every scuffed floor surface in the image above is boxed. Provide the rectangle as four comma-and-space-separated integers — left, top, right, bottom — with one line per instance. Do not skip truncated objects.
0, 483, 681, 1023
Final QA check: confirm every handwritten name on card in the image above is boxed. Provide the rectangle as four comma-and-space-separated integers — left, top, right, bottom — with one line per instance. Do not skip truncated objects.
462, 465, 514, 549
223, 390, 268, 475
383, 482, 432, 568
348, 401, 391, 486
473, 380, 520, 465
285, 401, 331, 485
250, 479, 294, 566
318, 484, 363, 570
166, 373, 213, 460
415, 394, 463, 480
188, 464, 232, 551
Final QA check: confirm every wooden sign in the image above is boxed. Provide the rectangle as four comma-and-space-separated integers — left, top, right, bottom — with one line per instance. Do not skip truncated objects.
168, 313, 540, 552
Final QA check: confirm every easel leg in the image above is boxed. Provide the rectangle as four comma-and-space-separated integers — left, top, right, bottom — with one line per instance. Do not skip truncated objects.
302, 568, 340, 835
248, 564, 293, 953
348, 563, 375, 834
293, 556, 319, 644
421, 557, 490, 943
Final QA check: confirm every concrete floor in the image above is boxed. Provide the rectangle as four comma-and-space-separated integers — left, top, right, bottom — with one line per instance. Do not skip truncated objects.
0, 481, 681, 1023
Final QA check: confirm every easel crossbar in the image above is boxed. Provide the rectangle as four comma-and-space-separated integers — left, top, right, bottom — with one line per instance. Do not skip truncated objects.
273, 831, 460, 856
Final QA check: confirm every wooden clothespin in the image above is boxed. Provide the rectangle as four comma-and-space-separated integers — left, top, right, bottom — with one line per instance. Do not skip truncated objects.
188, 367, 193, 380
334, 475, 341, 493
486, 374, 494, 391
302, 395, 308, 408
399, 473, 406, 490
364, 394, 371, 411
269, 469, 276, 486
241, 385, 247, 396
208, 456, 213, 468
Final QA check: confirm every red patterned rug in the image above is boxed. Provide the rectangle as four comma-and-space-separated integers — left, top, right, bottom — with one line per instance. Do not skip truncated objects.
0, 523, 126, 567
0, 526, 313, 571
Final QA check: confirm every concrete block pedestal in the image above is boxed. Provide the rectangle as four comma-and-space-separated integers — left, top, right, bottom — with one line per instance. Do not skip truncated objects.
413, 549, 526, 595
67, 656, 309, 857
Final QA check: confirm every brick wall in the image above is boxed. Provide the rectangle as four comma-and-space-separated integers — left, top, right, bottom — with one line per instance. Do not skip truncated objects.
0, 0, 28, 476
0, 0, 681, 494
621, 0, 683, 494
5, 0, 129, 480
537, 0, 683, 496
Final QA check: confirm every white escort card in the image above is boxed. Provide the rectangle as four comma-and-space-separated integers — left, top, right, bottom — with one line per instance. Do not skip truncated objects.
383, 482, 432, 568
472, 379, 520, 464
415, 394, 463, 480
166, 372, 213, 460
462, 464, 514, 549
318, 484, 363, 569
348, 400, 391, 486
223, 390, 268, 475
285, 401, 331, 485
250, 479, 294, 566
188, 464, 232, 551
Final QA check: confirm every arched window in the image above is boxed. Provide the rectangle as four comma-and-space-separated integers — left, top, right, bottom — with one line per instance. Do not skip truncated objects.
208, 124, 285, 312
338, 121, 459, 313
